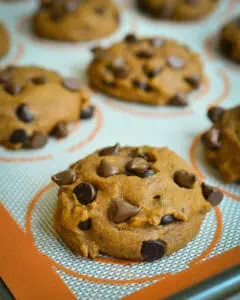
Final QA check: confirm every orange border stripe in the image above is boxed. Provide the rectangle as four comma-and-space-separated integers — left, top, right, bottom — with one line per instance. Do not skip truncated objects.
124, 246, 240, 300
0, 204, 76, 300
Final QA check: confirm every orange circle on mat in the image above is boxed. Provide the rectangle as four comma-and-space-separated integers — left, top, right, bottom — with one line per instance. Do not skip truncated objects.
25, 182, 222, 284
189, 132, 240, 201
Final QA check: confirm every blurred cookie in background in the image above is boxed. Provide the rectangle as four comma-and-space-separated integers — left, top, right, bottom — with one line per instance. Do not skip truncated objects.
219, 16, 240, 64
0, 65, 94, 150
0, 21, 10, 60
202, 106, 240, 183
136, 0, 220, 21
88, 34, 203, 106
33, 0, 120, 42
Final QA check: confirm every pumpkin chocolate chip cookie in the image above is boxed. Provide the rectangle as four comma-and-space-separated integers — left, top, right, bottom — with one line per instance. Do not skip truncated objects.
136, 0, 220, 21
202, 106, 240, 183
52, 145, 223, 261
0, 21, 10, 60
0, 65, 94, 150
220, 16, 240, 64
33, 0, 120, 42
88, 34, 203, 106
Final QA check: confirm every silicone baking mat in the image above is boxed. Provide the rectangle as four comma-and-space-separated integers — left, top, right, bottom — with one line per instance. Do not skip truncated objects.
0, 0, 239, 299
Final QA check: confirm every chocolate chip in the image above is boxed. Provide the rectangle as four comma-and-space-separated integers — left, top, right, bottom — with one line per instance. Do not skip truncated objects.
167, 56, 185, 69
220, 39, 233, 56
139, 169, 155, 178
4, 82, 22, 95
144, 66, 162, 79
78, 219, 92, 230
52, 169, 76, 186
16, 104, 33, 123
207, 106, 224, 123
109, 198, 141, 224
202, 129, 221, 150
80, 105, 95, 120
141, 240, 166, 261
29, 131, 48, 149
10, 129, 28, 144
149, 38, 165, 48
94, 6, 106, 14
185, 75, 200, 89
0, 71, 11, 84
126, 157, 149, 176
133, 79, 152, 92
73, 183, 96, 205
202, 183, 223, 206
99, 143, 120, 156
102, 79, 115, 88
160, 214, 175, 225
98, 159, 120, 178
32, 76, 47, 85
63, 77, 81, 92
109, 58, 130, 79
136, 50, 154, 59
174, 170, 196, 189
168, 93, 188, 107
125, 33, 138, 43
137, 151, 156, 162
51, 122, 68, 138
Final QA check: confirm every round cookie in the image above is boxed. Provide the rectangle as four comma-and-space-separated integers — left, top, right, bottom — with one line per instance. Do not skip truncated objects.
0, 22, 10, 60
220, 16, 240, 64
202, 106, 240, 183
88, 34, 203, 106
0, 65, 94, 150
33, 0, 120, 42
137, 0, 220, 21
52, 145, 223, 261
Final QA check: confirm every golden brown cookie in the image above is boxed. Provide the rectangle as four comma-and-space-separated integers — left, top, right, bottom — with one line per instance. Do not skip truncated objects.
220, 16, 240, 64
52, 145, 223, 261
202, 106, 240, 183
0, 22, 10, 60
33, 0, 120, 42
137, 0, 220, 21
0, 65, 94, 150
88, 34, 203, 106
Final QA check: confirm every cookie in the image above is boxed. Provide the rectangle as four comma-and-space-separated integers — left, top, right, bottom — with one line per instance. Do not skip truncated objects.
137, 0, 220, 21
220, 16, 240, 64
0, 22, 10, 60
33, 0, 120, 42
202, 106, 240, 183
0, 65, 94, 150
88, 34, 203, 106
52, 145, 223, 261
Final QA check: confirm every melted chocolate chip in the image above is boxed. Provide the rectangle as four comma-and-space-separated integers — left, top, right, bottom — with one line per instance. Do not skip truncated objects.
63, 77, 81, 92
109, 198, 141, 224
4, 82, 22, 95
99, 143, 120, 156
52, 169, 76, 186
144, 66, 162, 79
32, 76, 47, 85
202, 129, 221, 150
73, 183, 97, 205
185, 75, 200, 89
174, 170, 196, 189
0, 71, 11, 84
141, 240, 166, 261
125, 33, 138, 43
10, 129, 28, 144
167, 56, 185, 69
126, 157, 149, 176
139, 169, 155, 178
137, 151, 156, 163
202, 183, 223, 206
207, 106, 224, 123
29, 131, 48, 149
136, 50, 154, 59
168, 93, 188, 107
16, 104, 33, 123
160, 214, 175, 225
51, 122, 68, 138
78, 219, 92, 230
80, 105, 95, 120
98, 159, 120, 178
133, 79, 152, 92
